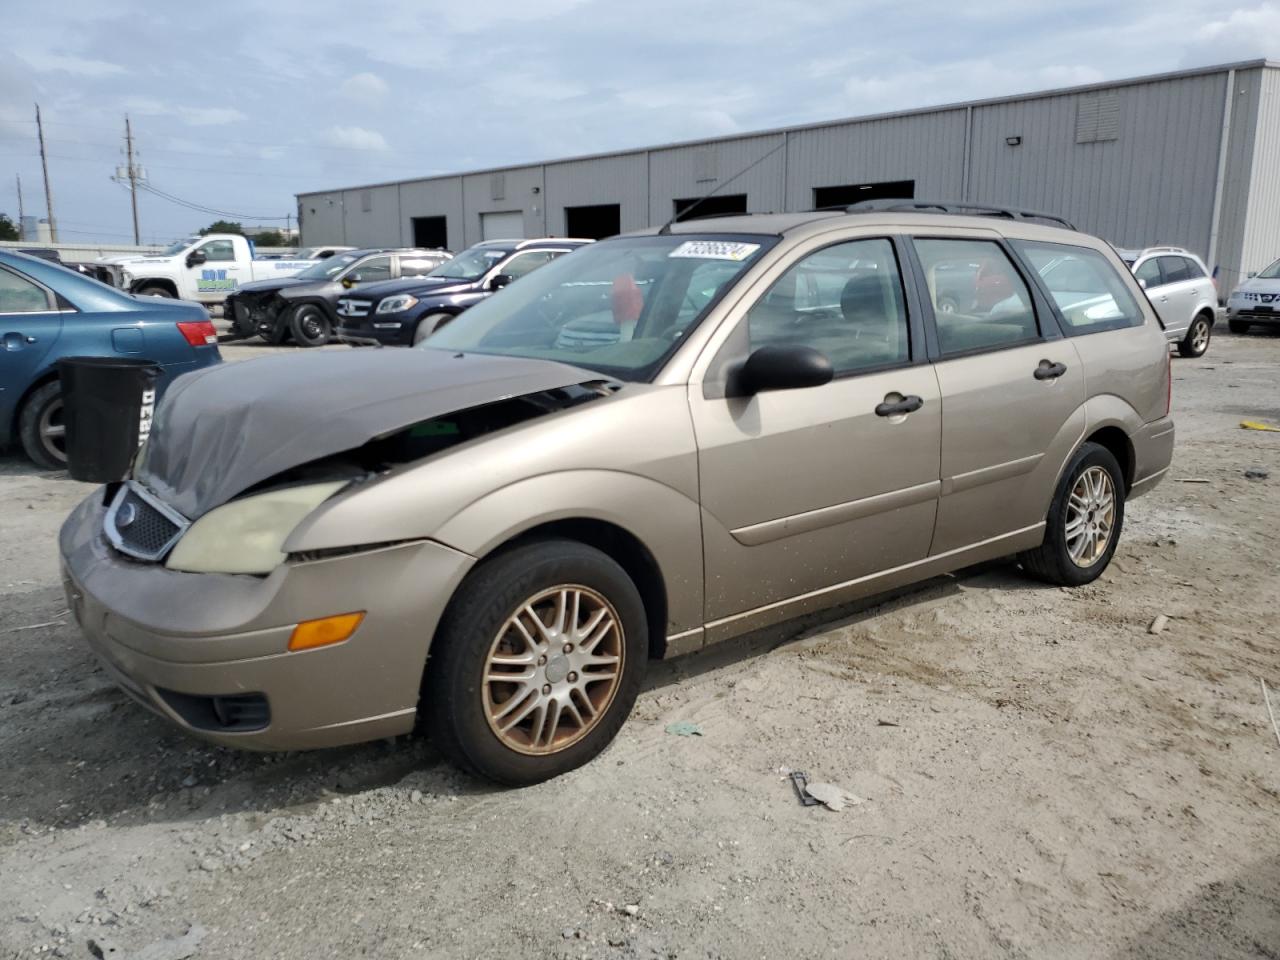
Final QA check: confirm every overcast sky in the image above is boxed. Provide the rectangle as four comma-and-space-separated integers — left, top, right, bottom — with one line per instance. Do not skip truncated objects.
0, 0, 1275, 245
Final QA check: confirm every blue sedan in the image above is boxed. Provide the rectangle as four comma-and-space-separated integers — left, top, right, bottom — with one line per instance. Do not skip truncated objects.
0, 250, 222, 468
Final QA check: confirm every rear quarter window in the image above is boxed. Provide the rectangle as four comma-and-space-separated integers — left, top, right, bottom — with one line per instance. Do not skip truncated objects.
1014, 241, 1145, 335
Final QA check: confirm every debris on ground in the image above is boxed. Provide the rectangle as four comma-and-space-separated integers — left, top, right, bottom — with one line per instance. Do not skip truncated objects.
1177, 478, 1211, 483
804, 782, 867, 812
1240, 420, 1280, 432
1263, 680, 1280, 749
1245, 468, 1270, 480
1149, 615, 1170, 635
664, 720, 702, 737
788, 770, 822, 807
135, 925, 207, 960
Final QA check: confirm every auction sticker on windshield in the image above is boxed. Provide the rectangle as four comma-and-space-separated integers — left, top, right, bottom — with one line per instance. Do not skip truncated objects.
668, 240, 761, 261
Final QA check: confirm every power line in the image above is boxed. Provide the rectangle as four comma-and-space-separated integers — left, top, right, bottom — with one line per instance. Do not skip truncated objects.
130, 180, 289, 222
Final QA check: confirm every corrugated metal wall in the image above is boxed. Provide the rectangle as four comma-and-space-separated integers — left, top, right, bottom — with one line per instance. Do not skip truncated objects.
1238, 68, 1280, 284
298, 63, 1274, 289
967, 72, 1227, 253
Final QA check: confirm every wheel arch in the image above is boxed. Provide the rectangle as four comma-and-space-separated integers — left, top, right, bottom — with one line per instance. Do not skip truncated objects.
130, 277, 179, 297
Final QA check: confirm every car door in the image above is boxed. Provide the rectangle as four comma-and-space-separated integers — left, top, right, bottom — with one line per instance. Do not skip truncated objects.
912, 235, 1086, 555
690, 236, 942, 632
188, 238, 243, 299
0, 264, 63, 418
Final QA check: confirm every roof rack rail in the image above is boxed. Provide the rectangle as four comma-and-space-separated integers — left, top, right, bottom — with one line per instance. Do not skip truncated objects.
845, 199, 1076, 231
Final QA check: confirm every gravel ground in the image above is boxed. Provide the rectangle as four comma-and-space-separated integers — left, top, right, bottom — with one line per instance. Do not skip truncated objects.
1, 329, 1278, 959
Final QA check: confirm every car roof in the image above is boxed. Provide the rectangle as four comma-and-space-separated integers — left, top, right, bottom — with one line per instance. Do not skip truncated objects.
622, 210, 1092, 246
473, 238, 593, 252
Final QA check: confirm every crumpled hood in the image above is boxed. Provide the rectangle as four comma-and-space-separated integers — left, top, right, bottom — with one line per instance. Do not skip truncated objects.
234, 276, 315, 297
137, 348, 600, 518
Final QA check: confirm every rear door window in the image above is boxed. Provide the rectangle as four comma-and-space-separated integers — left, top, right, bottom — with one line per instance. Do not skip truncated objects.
1159, 256, 1192, 285
1178, 256, 1207, 280
913, 238, 1038, 356
1015, 241, 1144, 334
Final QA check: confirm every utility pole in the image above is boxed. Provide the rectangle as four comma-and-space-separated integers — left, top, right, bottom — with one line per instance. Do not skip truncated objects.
34, 103, 57, 242
124, 115, 140, 244
15, 174, 24, 239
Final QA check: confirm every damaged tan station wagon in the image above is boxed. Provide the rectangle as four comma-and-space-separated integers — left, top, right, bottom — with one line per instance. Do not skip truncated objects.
61, 204, 1175, 785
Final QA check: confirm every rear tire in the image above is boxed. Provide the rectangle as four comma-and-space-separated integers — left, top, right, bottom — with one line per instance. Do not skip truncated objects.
1177, 313, 1211, 358
288, 303, 331, 347
412, 312, 454, 345
17, 381, 67, 470
1019, 441, 1125, 587
424, 539, 648, 786
135, 285, 174, 298
1228, 319, 1251, 335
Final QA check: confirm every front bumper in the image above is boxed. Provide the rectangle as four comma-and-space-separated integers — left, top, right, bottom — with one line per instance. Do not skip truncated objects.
1227, 303, 1280, 327
59, 490, 475, 750
336, 315, 416, 347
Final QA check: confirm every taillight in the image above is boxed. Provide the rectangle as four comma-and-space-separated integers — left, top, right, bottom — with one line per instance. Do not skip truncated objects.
177, 320, 218, 346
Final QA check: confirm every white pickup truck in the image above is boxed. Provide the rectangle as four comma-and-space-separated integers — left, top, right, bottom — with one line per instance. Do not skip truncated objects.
94, 234, 315, 304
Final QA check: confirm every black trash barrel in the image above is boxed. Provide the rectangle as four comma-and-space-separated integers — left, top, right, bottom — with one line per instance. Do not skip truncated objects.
56, 356, 161, 483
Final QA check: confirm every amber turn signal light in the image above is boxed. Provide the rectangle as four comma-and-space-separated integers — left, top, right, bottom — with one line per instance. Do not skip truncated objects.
288, 612, 365, 651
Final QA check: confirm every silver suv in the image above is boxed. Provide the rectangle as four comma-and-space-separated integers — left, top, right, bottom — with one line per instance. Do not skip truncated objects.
61, 203, 1175, 785
1117, 246, 1217, 357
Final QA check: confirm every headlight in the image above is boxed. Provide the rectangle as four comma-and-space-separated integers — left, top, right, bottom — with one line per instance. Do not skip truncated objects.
165, 481, 347, 574
376, 295, 419, 314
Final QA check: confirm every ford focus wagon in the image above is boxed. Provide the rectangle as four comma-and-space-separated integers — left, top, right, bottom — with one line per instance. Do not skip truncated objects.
61, 204, 1174, 785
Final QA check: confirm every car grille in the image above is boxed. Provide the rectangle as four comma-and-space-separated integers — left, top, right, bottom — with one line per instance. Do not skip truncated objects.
104, 481, 190, 562
1241, 292, 1278, 303
336, 298, 371, 317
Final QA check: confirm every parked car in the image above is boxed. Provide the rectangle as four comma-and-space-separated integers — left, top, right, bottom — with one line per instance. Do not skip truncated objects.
1224, 256, 1280, 334
225, 248, 453, 346
1115, 246, 1217, 357
1, 250, 220, 468
335, 239, 590, 346
294, 245, 357, 260
91, 234, 315, 305
60, 206, 1173, 785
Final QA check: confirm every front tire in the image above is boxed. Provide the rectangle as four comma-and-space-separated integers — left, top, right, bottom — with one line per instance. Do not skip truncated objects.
1019, 441, 1124, 587
1178, 313, 1211, 358
17, 381, 67, 470
424, 539, 648, 786
1228, 319, 1251, 335
288, 303, 331, 347
412, 312, 454, 345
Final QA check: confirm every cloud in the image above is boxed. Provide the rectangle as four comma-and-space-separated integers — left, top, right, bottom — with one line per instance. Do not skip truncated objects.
339, 72, 389, 104
19, 52, 126, 76
122, 98, 245, 126
1193, 3, 1280, 61
324, 125, 390, 151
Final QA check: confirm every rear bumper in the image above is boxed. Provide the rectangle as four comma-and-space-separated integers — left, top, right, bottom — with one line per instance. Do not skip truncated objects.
59, 491, 475, 750
1128, 415, 1174, 500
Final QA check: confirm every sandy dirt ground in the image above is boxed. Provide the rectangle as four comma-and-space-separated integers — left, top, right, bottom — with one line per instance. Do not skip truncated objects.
1, 329, 1278, 959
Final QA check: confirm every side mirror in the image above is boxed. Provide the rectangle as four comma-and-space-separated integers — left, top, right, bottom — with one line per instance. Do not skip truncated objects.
186, 250, 207, 267
1248, 271, 1258, 279
733, 345, 833, 396
489, 274, 513, 291
1137, 278, 1147, 289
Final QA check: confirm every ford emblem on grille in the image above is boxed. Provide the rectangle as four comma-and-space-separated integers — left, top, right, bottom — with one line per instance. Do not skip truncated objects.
116, 502, 137, 529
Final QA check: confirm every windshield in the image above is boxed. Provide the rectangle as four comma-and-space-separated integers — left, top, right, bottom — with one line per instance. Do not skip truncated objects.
422, 235, 774, 381
428, 245, 510, 280
162, 238, 201, 256
1257, 258, 1280, 280
294, 251, 362, 280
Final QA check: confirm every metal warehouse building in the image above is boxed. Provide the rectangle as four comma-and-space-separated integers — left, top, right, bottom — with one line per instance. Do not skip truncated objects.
297, 59, 1280, 294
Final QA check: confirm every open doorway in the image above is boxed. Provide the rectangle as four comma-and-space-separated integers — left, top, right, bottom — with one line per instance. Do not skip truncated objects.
411, 215, 448, 249
812, 180, 916, 210
564, 204, 621, 240
673, 193, 748, 221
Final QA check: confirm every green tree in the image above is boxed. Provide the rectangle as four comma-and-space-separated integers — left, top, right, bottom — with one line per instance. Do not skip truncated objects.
0, 213, 19, 241
199, 220, 244, 236
252, 229, 286, 246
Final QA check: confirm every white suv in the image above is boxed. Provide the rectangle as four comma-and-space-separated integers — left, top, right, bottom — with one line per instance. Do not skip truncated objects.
1117, 247, 1217, 357
1225, 257, 1280, 336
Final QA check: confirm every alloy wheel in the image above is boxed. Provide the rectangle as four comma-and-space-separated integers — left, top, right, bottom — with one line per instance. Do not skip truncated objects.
1191, 318, 1209, 353
1065, 466, 1115, 567
482, 585, 624, 756
38, 398, 67, 464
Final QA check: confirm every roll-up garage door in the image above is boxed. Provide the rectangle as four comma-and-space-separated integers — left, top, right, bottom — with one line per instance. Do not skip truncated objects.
481, 210, 525, 241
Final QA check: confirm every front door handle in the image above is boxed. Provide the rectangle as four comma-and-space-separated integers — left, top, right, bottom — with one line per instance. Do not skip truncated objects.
875, 394, 924, 417
1034, 360, 1068, 381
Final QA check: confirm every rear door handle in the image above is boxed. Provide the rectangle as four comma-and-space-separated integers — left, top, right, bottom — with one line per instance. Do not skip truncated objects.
875, 394, 924, 417
1034, 360, 1068, 381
